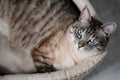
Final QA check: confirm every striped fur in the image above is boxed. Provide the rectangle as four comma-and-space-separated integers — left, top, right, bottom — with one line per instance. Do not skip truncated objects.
0, 0, 79, 52
0, 0, 80, 73
0, 0, 116, 73
32, 6, 116, 72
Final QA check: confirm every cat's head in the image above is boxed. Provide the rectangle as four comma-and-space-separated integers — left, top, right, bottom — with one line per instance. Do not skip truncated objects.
69, 7, 117, 54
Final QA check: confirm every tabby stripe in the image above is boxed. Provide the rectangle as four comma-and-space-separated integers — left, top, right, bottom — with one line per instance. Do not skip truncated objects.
37, 7, 72, 47
26, 0, 55, 28
31, 1, 60, 31
10, 1, 28, 28
40, 4, 70, 35
3, 0, 8, 17
11, 0, 34, 29
40, 2, 66, 32
37, 8, 75, 48
41, 6, 67, 36
24, 34, 35, 48
18, 0, 39, 28
28, 1, 65, 48
7, 0, 12, 19
0, 0, 6, 17
10, 1, 36, 43
22, 0, 58, 48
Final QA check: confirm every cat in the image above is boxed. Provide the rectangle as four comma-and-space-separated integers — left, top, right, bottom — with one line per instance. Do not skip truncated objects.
32, 6, 117, 72
0, 0, 80, 73
0, 0, 116, 73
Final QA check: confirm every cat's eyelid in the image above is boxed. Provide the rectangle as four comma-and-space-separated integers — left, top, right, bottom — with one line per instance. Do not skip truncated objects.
75, 29, 82, 39
88, 37, 98, 44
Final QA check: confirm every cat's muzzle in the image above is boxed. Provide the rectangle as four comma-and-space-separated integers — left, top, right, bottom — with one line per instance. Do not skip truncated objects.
78, 41, 86, 48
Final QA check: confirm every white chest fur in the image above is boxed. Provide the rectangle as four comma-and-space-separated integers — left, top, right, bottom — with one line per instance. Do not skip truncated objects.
53, 31, 106, 70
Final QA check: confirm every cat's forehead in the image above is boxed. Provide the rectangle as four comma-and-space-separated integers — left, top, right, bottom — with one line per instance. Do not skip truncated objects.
88, 18, 102, 30
74, 17, 102, 30
84, 18, 103, 36
83, 26, 106, 39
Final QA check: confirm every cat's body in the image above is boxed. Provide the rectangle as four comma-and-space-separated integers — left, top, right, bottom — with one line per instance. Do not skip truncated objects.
32, 6, 116, 72
0, 0, 80, 73
0, 0, 79, 52
32, 8, 116, 71
0, 0, 116, 73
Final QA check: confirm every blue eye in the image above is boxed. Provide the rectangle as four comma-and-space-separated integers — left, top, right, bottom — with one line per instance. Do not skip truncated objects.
75, 29, 82, 39
88, 38, 98, 45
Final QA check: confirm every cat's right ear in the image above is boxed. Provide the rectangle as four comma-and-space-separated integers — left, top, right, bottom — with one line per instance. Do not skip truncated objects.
79, 6, 91, 23
101, 22, 117, 36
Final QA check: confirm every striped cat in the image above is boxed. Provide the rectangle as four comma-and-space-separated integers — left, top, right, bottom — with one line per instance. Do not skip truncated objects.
32, 7, 116, 72
0, 0, 116, 73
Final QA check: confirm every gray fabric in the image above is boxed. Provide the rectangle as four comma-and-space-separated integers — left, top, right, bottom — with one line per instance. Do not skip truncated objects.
85, 0, 120, 80
0, 49, 106, 80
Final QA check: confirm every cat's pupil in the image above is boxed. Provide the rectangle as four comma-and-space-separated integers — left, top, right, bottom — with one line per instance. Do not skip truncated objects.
75, 29, 82, 39
88, 38, 97, 45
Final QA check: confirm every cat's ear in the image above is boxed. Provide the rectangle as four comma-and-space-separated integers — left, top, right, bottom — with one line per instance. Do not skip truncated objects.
79, 6, 91, 22
101, 22, 117, 36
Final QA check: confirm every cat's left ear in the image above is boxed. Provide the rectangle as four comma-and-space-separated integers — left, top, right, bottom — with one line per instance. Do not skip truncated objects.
101, 22, 117, 36
79, 6, 91, 23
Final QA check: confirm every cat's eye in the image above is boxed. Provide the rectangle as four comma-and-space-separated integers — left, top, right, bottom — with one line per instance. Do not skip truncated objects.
88, 38, 98, 45
75, 29, 82, 39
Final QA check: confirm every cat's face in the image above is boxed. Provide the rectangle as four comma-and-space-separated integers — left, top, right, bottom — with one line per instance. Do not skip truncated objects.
69, 7, 116, 55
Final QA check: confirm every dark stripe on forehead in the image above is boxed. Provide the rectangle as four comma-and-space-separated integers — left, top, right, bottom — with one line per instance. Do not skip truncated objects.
90, 17, 103, 28
86, 17, 103, 34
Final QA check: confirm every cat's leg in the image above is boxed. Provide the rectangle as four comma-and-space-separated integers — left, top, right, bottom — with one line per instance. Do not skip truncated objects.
0, 32, 36, 74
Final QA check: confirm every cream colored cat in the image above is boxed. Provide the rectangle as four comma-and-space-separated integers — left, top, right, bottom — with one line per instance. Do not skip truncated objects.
0, 0, 116, 74
32, 7, 116, 71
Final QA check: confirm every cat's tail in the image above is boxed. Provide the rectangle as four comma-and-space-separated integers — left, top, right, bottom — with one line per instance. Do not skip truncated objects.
72, 0, 98, 19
